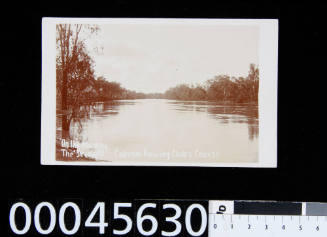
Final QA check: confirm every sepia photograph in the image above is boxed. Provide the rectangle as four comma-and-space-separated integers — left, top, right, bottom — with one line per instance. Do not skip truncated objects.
41, 18, 278, 167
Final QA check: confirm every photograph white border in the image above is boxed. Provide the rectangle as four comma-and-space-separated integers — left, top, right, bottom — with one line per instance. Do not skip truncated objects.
41, 18, 278, 167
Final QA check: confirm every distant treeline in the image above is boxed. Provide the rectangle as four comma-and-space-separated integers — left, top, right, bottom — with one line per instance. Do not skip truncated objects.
57, 58, 258, 111
75, 63, 259, 104
164, 64, 259, 103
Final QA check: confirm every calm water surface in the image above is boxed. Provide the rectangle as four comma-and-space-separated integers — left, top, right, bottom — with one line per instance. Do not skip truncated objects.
69, 99, 258, 163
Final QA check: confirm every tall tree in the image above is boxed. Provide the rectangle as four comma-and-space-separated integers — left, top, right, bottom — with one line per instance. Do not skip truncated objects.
247, 63, 259, 101
56, 24, 99, 136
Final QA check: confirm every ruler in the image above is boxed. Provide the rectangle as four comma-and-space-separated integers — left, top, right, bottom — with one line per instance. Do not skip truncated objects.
209, 200, 327, 236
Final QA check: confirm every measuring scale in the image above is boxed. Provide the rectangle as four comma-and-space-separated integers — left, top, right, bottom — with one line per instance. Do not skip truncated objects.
209, 200, 327, 236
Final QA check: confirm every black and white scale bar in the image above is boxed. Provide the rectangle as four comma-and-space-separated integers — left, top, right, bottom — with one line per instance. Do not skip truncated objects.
209, 200, 327, 216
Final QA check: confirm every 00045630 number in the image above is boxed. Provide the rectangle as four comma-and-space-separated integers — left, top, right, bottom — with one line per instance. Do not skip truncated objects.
8, 201, 208, 236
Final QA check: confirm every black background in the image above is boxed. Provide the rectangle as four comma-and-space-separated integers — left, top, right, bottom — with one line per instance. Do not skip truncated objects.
1, 1, 327, 231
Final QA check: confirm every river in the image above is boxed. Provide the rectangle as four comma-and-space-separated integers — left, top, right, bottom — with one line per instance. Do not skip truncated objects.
65, 99, 258, 164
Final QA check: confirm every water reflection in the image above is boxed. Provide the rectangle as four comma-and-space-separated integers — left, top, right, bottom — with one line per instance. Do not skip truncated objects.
56, 99, 258, 162
69, 101, 137, 142
65, 100, 259, 141
167, 100, 258, 140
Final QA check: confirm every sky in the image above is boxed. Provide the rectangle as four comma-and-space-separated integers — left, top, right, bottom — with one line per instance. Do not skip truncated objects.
84, 23, 259, 94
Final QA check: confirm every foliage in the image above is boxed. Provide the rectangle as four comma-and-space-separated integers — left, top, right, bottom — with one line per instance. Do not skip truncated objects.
164, 64, 259, 103
56, 24, 99, 132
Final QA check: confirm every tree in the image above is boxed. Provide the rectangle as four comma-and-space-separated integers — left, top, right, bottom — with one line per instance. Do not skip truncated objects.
191, 86, 207, 100
56, 24, 99, 136
247, 63, 259, 102
207, 75, 232, 101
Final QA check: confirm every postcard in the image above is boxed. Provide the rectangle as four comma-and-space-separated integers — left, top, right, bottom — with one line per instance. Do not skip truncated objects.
41, 18, 278, 167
